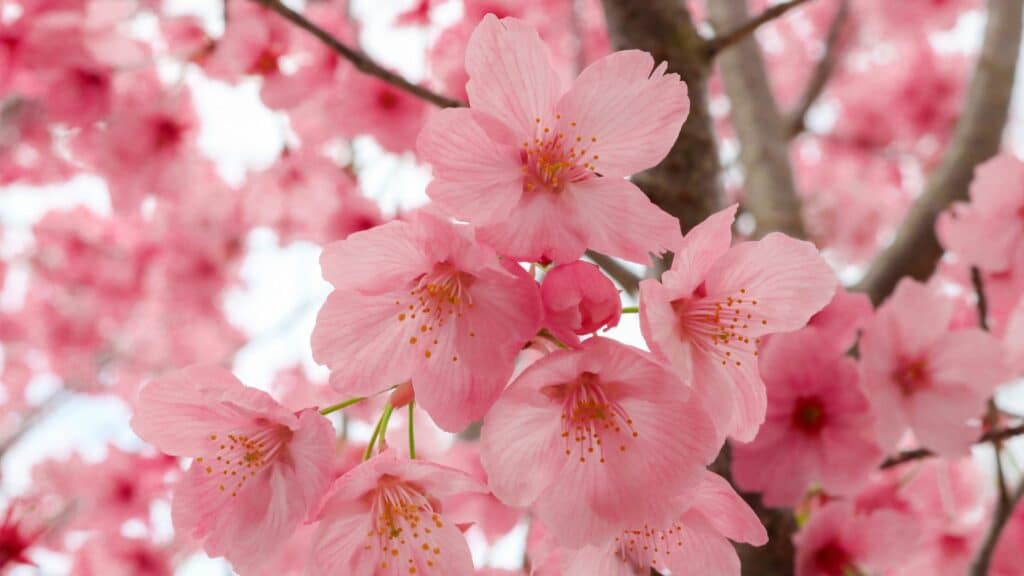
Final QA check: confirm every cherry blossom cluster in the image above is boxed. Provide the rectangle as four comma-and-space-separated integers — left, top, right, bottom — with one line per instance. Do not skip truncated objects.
1, 0, 1023, 575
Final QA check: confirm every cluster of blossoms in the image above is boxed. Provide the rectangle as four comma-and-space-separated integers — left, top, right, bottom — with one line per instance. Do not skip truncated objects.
1, 0, 1023, 575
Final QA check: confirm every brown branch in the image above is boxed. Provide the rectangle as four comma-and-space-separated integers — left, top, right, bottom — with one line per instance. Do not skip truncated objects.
709, 0, 806, 239
854, 0, 1022, 305
705, 0, 817, 58
786, 0, 850, 137
587, 250, 641, 296
971, 479, 1024, 575
600, 0, 725, 235
250, 0, 465, 109
880, 423, 1024, 469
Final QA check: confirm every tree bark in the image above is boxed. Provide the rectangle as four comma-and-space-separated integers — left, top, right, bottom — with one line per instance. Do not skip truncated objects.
600, 0, 724, 233
708, 0, 807, 239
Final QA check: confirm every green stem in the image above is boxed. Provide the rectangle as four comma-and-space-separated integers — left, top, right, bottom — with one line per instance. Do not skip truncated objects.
319, 396, 366, 415
408, 402, 417, 459
363, 402, 394, 460
537, 329, 570, 349
621, 306, 639, 314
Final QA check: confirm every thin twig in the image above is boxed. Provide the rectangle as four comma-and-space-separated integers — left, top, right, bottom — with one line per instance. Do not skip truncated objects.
971, 267, 990, 331
786, 0, 849, 137
880, 424, 1024, 469
970, 479, 1024, 575
250, 0, 465, 109
705, 0, 817, 58
586, 250, 641, 296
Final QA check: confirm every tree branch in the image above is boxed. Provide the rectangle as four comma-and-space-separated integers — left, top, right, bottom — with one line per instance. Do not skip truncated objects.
250, 0, 465, 109
599, 0, 725, 234
971, 479, 1023, 575
786, 0, 850, 137
705, 0, 817, 58
709, 0, 806, 239
880, 423, 1024, 469
854, 0, 1022, 305
587, 250, 641, 296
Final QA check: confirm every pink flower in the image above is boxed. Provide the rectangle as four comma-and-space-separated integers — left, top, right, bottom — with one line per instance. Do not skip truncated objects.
639, 204, 836, 441
312, 212, 542, 432
480, 337, 719, 546
798, 287, 873, 355
309, 452, 485, 575
561, 470, 767, 576
417, 15, 686, 265
795, 502, 917, 576
859, 279, 1006, 456
129, 365, 335, 573
71, 534, 175, 576
938, 154, 1024, 273
439, 443, 521, 543
731, 331, 883, 507
540, 261, 621, 347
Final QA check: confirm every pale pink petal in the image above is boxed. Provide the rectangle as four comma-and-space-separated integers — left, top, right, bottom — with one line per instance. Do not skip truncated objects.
130, 365, 292, 456
881, 279, 954, 354
309, 500, 379, 576
555, 50, 689, 177
562, 543, 637, 576
704, 233, 837, 336
663, 204, 737, 295
311, 290, 417, 397
906, 387, 984, 457
662, 516, 742, 576
928, 328, 1007, 394
418, 108, 524, 225
566, 177, 681, 264
938, 207, 1020, 272
639, 279, 695, 380
692, 350, 765, 442
465, 15, 562, 139
477, 190, 587, 263
319, 220, 426, 293
1005, 298, 1024, 373
690, 470, 768, 546
480, 392, 564, 507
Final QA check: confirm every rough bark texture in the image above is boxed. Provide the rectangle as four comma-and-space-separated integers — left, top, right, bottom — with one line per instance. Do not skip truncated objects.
855, 0, 1023, 305
600, 0, 724, 233
708, 0, 807, 239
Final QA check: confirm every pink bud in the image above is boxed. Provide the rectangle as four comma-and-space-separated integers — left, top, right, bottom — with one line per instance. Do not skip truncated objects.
389, 381, 415, 409
540, 261, 621, 346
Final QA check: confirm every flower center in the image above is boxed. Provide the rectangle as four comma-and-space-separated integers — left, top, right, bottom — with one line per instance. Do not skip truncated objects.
368, 480, 446, 572
613, 522, 686, 573
813, 539, 855, 576
196, 424, 292, 498
520, 115, 598, 193
791, 396, 828, 435
543, 371, 637, 464
671, 286, 762, 368
396, 265, 475, 362
892, 358, 930, 396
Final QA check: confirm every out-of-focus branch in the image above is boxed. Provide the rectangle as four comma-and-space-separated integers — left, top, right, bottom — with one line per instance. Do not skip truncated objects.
599, 0, 724, 234
786, 0, 850, 137
709, 0, 806, 239
705, 0, 816, 58
250, 0, 466, 109
854, 0, 1022, 305
971, 480, 1023, 575
587, 250, 641, 296
880, 423, 1024, 469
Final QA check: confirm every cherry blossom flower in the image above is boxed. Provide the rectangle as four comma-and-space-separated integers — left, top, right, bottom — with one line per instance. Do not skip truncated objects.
417, 15, 686, 264
859, 279, 1007, 456
312, 212, 542, 432
639, 204, 836, 441
480, 336, 718, 546
540, 260, 621, 347
795, 501, 918, 576
130, 365, 335, 573
562, 470, 767, 576
309, 451, 485, 575
732, 331, 882, 506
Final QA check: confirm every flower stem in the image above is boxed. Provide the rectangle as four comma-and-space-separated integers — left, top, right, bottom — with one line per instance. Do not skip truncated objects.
408, 402, 417, 459
319, 396, 366, 415
621, 306, 639, 314
364, 402, 394, 460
